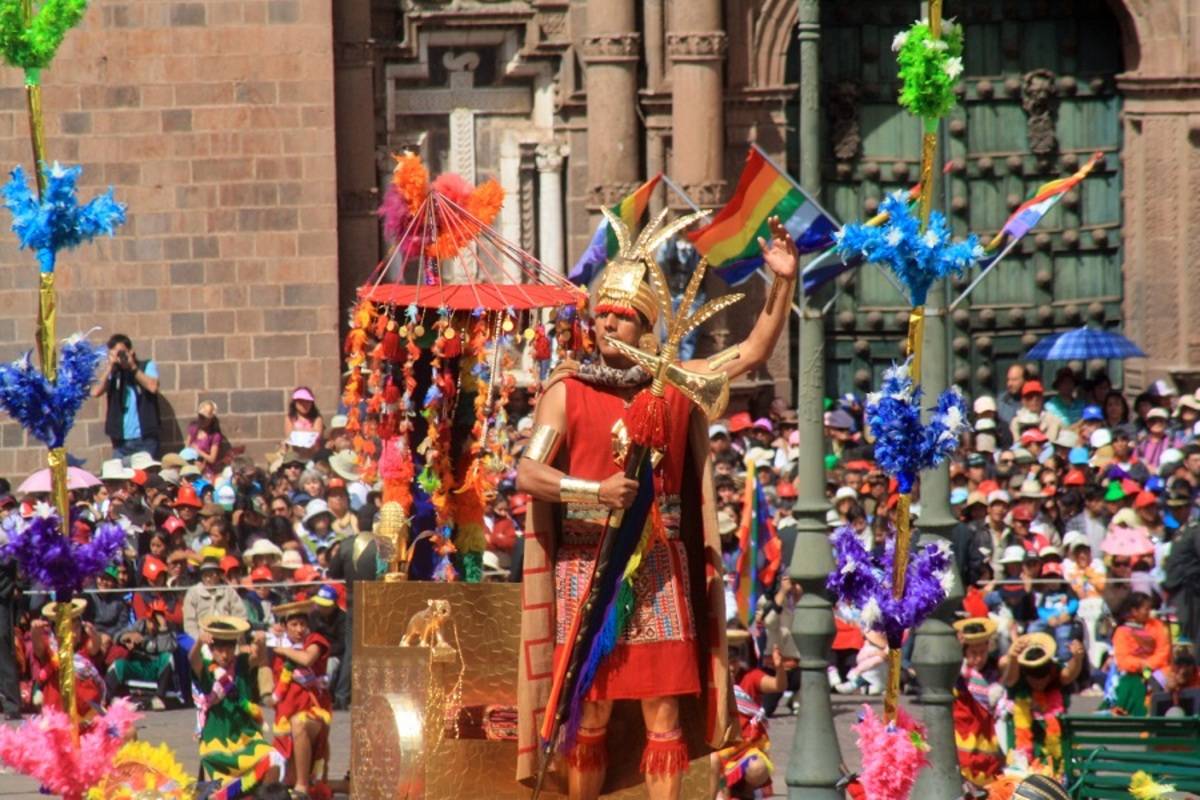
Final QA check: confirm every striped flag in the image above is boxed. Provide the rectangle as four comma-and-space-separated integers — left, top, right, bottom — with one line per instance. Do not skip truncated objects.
569, 174, 662, 285
983, 151, 1104, 253
688, 147, 837, 286
734, 463, 783, 626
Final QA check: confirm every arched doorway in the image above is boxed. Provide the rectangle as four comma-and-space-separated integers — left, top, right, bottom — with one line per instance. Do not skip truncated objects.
787, 0, 1125, 397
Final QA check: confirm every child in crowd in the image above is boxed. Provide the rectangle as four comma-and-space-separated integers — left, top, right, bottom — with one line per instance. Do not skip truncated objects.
187, 400, 228, 481
1030, 561, 1082, 665
1103, 591, 1170, 716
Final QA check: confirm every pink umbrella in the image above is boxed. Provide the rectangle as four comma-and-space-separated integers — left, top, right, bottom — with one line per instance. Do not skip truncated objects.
17, 467, 102, 495
1100, 525, 1155, 558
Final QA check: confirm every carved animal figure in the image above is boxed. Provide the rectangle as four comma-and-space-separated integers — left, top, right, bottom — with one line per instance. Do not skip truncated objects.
400, 598, 452, 648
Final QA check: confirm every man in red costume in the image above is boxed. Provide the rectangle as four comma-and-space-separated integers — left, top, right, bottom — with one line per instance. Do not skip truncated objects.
516, 211, 797, 799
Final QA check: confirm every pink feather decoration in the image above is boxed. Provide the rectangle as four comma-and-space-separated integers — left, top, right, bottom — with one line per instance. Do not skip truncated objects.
431, 172, 473, 205
0, 698, 141, 800
378, 184, 411, 243
851, 705, 930, 800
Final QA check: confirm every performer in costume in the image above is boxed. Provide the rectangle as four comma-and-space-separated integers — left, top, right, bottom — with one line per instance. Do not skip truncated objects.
516, 211, 797, 800
951, 617, 1004, 787
190, 615, 286, 799
1000, 631, 1085, 773
30, 598, 106, 728
268, 599, 334, 796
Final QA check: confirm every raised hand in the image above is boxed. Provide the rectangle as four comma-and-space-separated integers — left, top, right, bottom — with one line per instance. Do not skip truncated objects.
758, 215, 798, 280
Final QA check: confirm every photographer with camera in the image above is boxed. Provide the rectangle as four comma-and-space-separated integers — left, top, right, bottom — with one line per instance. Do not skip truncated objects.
92, 332, 162, 458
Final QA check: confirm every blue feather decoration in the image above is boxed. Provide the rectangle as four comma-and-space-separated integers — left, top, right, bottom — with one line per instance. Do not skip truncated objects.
3, 162, 126, 273
864, 359, 967, 493
835, 191, 982, 306
0, 334, 104, 448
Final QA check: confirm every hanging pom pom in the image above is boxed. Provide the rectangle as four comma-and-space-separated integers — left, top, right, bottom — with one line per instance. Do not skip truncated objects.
625, 388, 670, 451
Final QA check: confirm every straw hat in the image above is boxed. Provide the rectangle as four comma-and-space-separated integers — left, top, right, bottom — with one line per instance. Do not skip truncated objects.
1012, 774, 1071, 800
200, 615, 250, 642
42, 598, 87, 620
953, 617, 997, 646
1016, 632, 1057, 668
274, 599, 314, 620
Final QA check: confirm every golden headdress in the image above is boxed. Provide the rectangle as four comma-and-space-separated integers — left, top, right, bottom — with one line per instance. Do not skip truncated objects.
593, 207, 706, 327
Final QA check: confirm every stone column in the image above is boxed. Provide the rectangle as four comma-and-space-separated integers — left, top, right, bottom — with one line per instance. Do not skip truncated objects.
581, 0, 640, 211
787, 2, 843, 799
535, 141, 568, 275
1118, 77, 1200, 392
667, 0, 727, 206
911, 277, 967, 796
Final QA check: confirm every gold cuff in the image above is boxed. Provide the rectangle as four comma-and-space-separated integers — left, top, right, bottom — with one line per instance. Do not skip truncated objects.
559, 476, 601, 505
524, 425, 561, 465
707, 345, 741, 371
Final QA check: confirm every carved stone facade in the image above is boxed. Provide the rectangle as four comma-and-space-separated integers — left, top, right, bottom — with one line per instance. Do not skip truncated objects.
330, 0, 1200, 400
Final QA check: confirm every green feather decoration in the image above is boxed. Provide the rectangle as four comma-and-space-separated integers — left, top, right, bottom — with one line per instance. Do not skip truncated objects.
0, 0, 89, 75
893, 18, 965, 126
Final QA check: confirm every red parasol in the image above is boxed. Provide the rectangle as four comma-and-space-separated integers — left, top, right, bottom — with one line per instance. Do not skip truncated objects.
364, 153, 583, 314
359, 282, 583, 312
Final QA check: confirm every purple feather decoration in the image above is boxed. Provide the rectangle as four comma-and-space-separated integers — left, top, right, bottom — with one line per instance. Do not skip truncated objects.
3, 510, 124, 595
864, 359, 966, 493
826, 525, 954, 649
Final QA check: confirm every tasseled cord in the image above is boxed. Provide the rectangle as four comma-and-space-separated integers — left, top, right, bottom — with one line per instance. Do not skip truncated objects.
626, 388, 669, 450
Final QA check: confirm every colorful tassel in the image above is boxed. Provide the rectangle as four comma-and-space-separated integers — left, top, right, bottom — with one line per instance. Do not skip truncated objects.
626, 388, 670, 451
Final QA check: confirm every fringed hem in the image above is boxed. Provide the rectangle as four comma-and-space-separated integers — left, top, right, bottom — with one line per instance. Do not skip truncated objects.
640, 731, 689, 777
566, 728, 608, 773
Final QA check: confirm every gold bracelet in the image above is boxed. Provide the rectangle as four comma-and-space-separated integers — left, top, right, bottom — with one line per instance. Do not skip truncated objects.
707, 344, 741, 371
524, 425, 561, 465
559, 475, 602, 505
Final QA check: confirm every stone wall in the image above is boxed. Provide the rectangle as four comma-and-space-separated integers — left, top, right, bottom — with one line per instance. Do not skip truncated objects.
0, 0, 340, 478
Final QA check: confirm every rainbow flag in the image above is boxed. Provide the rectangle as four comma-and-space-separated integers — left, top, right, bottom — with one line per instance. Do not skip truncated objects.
984, 151, 1104, 253
734, 464, 783, 626
569, 174, 662, 285
688, 148, 837, 286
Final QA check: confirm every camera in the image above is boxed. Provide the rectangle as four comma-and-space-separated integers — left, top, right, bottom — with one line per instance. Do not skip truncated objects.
117, 350, 129, 366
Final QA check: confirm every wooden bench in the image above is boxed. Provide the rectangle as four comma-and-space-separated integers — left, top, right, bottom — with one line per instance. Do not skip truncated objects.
1061, 714, 1200, 799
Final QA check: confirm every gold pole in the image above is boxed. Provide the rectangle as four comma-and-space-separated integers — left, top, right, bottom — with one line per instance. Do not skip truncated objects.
885, 0, 943, 725
22, 0, 75, 735
55, 604, 80, 740
24, 79, 46, 195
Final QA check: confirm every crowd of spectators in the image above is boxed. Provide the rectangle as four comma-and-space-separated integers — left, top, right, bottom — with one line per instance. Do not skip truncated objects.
6, 349, 1200, 791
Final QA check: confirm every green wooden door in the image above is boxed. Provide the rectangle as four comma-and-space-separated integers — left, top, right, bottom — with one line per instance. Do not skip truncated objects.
792, 0, 1124, 397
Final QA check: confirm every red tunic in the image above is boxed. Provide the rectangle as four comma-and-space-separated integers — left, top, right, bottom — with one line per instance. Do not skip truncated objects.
552, 377, 700, 700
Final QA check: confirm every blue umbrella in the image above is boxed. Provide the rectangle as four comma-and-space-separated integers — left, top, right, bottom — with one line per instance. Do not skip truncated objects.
1023, 326, 1146, 360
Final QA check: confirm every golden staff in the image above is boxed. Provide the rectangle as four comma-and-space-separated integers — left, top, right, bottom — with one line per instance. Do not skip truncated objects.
884, 0, 943, 724
18, 0, 74, 736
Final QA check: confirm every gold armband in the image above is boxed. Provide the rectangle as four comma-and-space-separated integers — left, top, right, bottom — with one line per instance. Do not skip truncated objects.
559, 476, 602, 505
524, 425, 561, 464
707, 345, 741, 371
